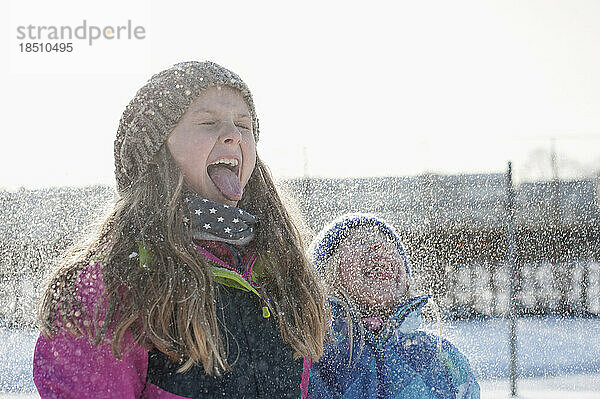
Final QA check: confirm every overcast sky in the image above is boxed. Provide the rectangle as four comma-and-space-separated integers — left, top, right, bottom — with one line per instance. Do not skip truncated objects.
2, 0, 600, 189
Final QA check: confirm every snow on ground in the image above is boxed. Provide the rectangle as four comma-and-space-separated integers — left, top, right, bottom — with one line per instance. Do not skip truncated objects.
442, 316, 600, 379
3, 377, 600, 399
479, 374, 600, 398
0, 328, 37, 395
1, 317, 599, 397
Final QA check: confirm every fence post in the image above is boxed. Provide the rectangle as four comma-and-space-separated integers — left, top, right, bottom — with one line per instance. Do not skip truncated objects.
506, 162, 518, 397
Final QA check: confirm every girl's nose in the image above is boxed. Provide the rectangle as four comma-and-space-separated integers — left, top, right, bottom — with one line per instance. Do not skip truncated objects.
219, 121, 242, 144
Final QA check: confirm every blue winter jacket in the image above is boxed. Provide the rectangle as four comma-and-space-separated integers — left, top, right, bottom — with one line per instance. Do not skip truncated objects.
309, 295, 480, 399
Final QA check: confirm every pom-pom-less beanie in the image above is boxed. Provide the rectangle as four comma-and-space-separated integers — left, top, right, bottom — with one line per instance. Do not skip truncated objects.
114, 61, 259, 193
311, 213, 411, 277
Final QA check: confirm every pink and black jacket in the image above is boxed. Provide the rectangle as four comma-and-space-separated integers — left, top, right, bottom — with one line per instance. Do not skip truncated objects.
33, 241, 311, 398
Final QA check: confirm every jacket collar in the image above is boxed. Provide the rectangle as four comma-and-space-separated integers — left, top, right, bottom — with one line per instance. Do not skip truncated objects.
194, 241, 271, 319
327, 294, 430, 347
373, 295, 430, 345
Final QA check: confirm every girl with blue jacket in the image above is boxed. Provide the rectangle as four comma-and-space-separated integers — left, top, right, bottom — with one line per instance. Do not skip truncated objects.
309, 214, 479, 399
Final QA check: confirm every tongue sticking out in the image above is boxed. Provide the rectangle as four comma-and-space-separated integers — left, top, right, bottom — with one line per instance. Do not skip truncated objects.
207, 164, 243, 201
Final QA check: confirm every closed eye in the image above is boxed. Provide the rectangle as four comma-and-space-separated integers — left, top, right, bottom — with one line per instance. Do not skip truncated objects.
235, 123, 251, 130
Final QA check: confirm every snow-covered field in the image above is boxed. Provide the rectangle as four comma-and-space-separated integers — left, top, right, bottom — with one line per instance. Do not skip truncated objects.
3, 377, 599, 399
479, 374, 600, 398
444, 316, 600, 378
2, 317, 599, 397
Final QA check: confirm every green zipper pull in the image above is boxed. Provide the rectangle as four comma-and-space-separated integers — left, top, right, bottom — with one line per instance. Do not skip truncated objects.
136, 241, 151, 270
262, 305, 271, 318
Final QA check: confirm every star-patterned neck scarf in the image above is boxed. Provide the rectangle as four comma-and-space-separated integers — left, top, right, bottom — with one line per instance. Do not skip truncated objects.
184, 193, 258, 246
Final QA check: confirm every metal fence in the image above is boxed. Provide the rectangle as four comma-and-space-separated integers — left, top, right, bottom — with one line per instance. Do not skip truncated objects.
1, 174, 599, 326
438, 260, 600, 318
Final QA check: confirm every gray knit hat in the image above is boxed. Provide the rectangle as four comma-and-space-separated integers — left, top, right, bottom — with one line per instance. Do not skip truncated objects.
114, 61, 260, 193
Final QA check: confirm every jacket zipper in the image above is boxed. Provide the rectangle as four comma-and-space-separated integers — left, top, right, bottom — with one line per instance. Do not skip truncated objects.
375, 343, 385, 399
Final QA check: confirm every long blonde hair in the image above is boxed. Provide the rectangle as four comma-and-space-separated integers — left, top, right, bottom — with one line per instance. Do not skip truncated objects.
38, 146, 327, 375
